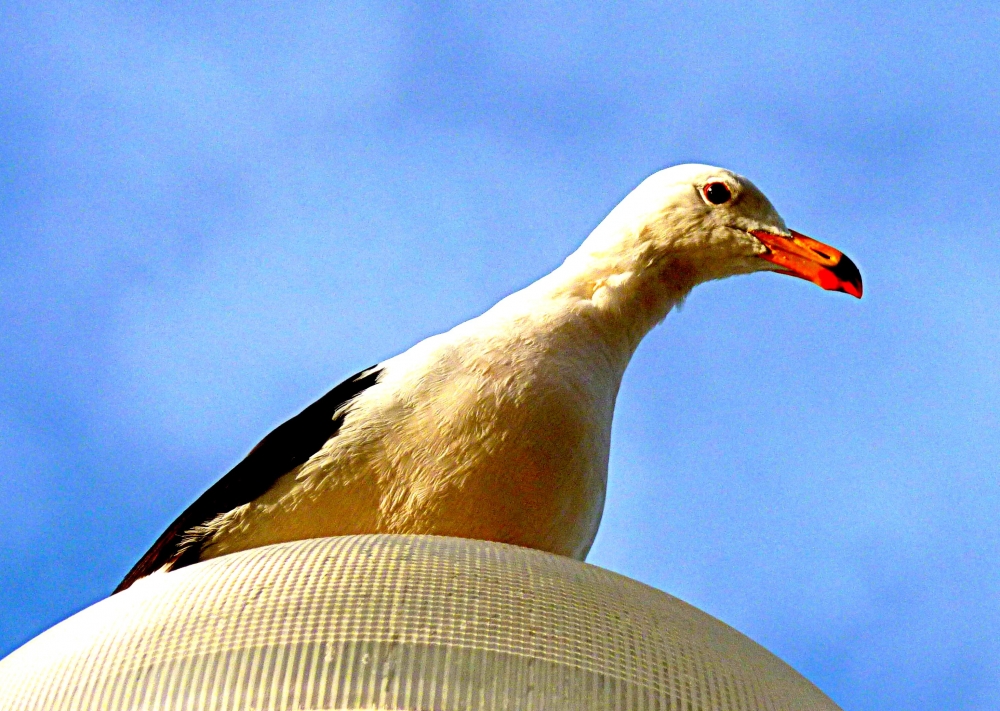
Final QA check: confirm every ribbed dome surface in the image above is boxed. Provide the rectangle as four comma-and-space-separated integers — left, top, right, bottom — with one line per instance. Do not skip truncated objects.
0, 535, 840, 710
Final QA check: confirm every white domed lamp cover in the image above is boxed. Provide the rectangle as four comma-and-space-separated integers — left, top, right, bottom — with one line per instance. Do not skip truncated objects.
0, 535, 841, 710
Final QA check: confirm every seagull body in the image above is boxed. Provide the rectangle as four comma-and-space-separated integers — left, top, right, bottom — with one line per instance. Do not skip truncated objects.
117, 164, 862, 592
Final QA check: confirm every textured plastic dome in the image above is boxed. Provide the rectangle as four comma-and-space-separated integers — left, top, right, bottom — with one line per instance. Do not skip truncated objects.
0, 535, 840, 710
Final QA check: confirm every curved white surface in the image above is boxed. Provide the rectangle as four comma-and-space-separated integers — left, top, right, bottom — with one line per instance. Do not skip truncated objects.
0, 535, 840, 710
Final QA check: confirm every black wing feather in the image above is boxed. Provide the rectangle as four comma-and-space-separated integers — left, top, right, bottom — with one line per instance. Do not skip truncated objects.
114, 365, 382, 593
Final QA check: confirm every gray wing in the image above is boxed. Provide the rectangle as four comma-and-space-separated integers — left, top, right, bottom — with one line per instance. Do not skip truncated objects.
114, 365, 382, 593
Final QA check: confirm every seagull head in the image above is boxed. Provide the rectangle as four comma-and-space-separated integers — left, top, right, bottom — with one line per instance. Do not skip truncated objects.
570, 164, 863, 307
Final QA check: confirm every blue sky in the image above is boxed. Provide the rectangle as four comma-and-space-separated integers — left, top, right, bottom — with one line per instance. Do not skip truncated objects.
2, 1, 999, 708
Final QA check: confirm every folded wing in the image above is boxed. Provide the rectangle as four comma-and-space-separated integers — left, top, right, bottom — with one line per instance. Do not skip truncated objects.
114, 365, 382, 593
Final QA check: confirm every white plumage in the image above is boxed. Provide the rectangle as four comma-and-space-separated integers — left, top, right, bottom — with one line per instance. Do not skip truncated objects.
117, 163, 861, 591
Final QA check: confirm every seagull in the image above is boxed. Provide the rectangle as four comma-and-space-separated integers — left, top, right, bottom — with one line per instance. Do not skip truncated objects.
115, 164, 862, 593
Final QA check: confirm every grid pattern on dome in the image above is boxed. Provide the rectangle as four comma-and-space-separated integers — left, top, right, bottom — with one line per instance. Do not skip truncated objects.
0, 535, 841, 711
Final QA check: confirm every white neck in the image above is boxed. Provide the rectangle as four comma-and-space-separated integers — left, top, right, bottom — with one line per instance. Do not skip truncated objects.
483, 217, 698, 378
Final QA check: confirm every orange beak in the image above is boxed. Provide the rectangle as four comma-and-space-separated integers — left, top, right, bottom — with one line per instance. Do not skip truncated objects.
751, 230, 863, 298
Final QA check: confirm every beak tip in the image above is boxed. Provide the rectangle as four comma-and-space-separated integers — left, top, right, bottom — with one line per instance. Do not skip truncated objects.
831, 253, 863, 299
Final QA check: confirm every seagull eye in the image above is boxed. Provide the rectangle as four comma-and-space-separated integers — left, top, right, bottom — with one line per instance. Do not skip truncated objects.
703, 182, 732, 205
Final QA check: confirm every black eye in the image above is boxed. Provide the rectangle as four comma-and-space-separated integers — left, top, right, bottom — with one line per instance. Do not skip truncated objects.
703, 182, 732, 205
